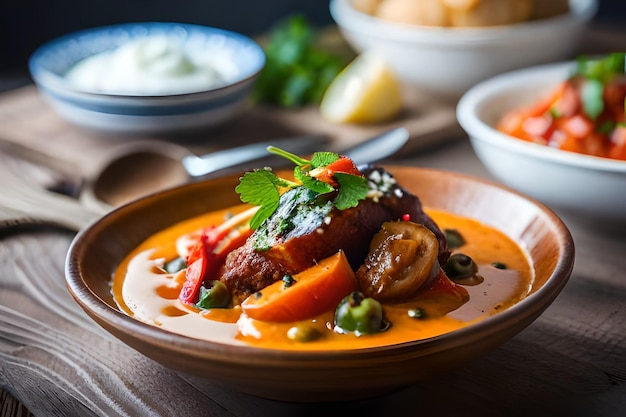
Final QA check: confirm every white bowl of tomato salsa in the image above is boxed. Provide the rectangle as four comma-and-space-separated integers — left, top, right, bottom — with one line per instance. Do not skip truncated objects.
457, 59, 626, 227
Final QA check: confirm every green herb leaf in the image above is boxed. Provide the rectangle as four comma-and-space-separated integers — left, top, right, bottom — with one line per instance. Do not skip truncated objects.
267, 146, 311, 167
333, 172, 369, 210
252, 15, 347, 108
575, 53, 626, 83
236, 169, 290, 229
597, 120, 616, 135
237, 148, 367, 228
580, 78, 605, 120
296, 169, 335, 194
310, 152, 339, 168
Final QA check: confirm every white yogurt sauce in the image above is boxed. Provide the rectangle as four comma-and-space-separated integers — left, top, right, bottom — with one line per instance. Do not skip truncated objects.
121, 248, 242, 344
65, 35, 235, 95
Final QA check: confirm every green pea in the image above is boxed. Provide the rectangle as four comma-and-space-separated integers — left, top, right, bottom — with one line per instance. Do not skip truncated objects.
334, 291, 387, 335
444, 253, 478, 281
287, 324, 321, 343
195, 281, 230, 309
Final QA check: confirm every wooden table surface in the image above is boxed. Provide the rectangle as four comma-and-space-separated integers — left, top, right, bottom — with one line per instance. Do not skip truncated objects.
2, 27, 626, 417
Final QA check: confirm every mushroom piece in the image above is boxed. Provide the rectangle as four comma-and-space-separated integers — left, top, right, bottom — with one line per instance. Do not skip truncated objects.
356, 221, 440, 301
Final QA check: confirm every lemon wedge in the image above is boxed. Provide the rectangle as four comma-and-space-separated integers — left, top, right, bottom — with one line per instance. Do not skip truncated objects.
320, 52, 403, 124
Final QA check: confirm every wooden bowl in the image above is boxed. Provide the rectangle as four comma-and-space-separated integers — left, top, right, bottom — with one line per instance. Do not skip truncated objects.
65, 166, 574, 402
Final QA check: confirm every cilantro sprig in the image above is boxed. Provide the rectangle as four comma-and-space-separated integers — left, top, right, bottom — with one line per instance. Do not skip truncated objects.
573, 53, 626, 120
235, 147, 369, 229
252, 15, 348, 107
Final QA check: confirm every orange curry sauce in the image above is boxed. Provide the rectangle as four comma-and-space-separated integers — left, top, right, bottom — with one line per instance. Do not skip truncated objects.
112, 206, 533, 350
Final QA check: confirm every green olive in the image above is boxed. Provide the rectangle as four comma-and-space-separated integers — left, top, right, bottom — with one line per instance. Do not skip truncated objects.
492, 261, 507, 270
443, 253, 478, 281
334, 291, 387, 335
195, 280, 230, 309
444, 228, 466, 250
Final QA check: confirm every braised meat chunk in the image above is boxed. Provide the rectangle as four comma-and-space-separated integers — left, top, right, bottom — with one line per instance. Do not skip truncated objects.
219, 166, 448, 304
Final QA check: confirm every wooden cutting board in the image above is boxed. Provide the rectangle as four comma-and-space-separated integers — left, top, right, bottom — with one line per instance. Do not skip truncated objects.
1, 22, 624, 182
0, 85, 461, 180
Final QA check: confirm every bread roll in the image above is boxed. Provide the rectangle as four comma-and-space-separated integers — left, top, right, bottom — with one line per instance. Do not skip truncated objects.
359, 0, 567, 27
352, 0, 384, 15
447, 0, 533, 27
376, 0, 449, 26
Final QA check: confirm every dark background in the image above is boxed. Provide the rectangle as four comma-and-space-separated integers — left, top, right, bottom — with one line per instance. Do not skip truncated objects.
0, 0, 332, 75
1, 0, 625, 76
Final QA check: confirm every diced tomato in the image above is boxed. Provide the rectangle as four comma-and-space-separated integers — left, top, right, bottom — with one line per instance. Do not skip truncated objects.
552, 80, 580, 118
603, 82, 626, 121
521, 114, 553, 139
558, 134, 587, 155
609, 126, 626, 160
311, 156, 362, 186
584, 132, 611, 157
496, 76, 626, 162
559, 131, 609, 157
327, 156, 361, 175
524, 81, 568, 118
497, 111, 527, 138
421, 269, 468, 302
560, 115, 594, 139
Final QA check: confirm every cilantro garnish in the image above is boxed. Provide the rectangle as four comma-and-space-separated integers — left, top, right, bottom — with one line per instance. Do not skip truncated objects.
333, 172, 369, 210
235, 147, 368, 229
252, 15, 347, 108
573, 53, 626, 120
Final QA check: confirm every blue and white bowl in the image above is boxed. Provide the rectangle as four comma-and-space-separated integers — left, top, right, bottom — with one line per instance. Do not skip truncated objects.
29, 22, 265, 135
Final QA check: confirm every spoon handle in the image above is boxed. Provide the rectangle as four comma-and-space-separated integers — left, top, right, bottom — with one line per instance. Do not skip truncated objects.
343, 127, 410, 166
181, 134, 329, 177
0, 166, 104, 232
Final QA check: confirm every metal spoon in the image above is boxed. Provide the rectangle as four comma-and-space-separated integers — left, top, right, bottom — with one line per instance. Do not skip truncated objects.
78, 127, 410, 209
0, 127, 409, 231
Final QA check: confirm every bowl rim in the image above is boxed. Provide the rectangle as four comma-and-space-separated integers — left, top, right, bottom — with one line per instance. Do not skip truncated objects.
330, 0, 598, 44
457, 60, 626, 173
28, 21, 266, 99
65, 166, 575, 364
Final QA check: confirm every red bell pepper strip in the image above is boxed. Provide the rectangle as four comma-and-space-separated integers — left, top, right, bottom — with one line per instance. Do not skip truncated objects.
179, 207, 257, 305
179, 230, 224, 305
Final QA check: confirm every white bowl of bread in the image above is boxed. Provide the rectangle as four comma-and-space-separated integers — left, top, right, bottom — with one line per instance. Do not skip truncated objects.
330, 0, 598, 100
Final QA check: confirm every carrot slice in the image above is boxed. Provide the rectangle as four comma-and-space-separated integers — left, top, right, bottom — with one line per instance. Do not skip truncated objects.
241, 251, 358, 323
